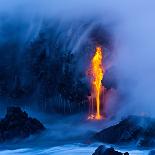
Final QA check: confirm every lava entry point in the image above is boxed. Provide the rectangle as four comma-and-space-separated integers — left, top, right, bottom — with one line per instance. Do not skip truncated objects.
87, 114, 106, 121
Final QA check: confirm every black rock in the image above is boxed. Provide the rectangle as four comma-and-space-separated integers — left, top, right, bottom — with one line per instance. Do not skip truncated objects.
0, 106, 45, 142
92, 145, 129, 155
149, 150, 155, 155
92, 145, 106, 155
95, 116, 155, 147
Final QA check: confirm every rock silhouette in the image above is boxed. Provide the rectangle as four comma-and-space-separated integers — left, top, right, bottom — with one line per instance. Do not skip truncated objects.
95, 116, 155, 147
92, 145, 129, 155
0, 106, 45, 142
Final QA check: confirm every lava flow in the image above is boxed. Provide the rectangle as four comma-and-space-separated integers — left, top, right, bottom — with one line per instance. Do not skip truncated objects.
87, 46, 105, 120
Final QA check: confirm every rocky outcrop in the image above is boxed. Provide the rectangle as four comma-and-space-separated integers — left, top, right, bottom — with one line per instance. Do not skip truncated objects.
92, 145, 129, 155
0, 106, 45, 142
95, 116, 155, 147
149, 150, 155, 155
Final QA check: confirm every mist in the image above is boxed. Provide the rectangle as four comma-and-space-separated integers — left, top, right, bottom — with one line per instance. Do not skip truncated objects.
1, 1, 155, 155
0, 0, 155, 118
113, 0, 155, 117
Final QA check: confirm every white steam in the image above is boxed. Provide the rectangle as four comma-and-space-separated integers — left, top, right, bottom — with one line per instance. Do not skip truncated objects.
0, 0, 155, 116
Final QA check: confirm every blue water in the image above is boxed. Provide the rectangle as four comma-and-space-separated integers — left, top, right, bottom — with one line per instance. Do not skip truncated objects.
0, 144, 149, 155
0, 113, 151, 155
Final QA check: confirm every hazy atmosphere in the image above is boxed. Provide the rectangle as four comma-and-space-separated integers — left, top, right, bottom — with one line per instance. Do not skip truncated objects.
0, 0, 155, 155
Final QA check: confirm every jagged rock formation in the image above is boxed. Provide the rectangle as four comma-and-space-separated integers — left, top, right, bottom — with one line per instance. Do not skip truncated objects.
95, 116, 155, 147
92, 145, 129, 155
0, 106, 45, 142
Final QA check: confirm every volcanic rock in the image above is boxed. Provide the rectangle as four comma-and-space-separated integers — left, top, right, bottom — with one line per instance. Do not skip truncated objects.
149, 150, 155, 155
92, 145, 129, 155
0, 106, 45, 142
95, 115, 155, 147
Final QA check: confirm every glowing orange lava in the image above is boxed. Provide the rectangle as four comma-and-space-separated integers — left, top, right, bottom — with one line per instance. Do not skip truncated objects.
87, 47, 105, 120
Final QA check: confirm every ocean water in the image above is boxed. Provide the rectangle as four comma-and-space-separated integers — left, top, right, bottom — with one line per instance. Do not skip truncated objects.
0, 144, 149, 155
0, 113, 151, 155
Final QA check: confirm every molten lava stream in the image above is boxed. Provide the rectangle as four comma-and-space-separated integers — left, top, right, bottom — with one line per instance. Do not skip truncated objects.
87, 46, 105, 120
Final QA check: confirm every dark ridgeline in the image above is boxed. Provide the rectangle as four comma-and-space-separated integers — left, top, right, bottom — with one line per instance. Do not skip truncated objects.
0, 106, 45, 142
